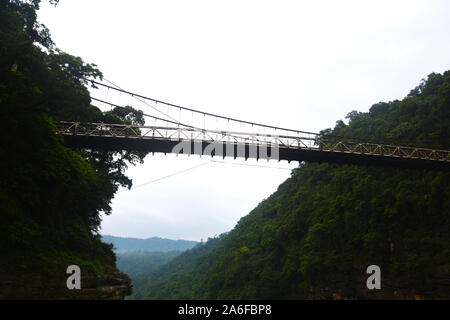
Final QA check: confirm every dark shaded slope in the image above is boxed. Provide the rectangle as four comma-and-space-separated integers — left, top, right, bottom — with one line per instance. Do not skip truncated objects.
0, 1, 144, 299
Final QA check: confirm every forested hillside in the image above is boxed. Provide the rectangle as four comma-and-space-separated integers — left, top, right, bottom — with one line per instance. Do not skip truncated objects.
132, 71, 450, 300
102, 235, 197, 253
116, 251, 182, 278
130, 238, 222, 299
0, 0, 145, 298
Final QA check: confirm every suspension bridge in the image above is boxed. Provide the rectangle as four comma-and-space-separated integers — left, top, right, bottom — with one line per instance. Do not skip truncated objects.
57, 79, 450, 170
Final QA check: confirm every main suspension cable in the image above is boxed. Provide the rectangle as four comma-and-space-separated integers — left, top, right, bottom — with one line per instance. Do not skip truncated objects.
90, 97, 195, 129
85, 77, 450, 147
86, 77, 315, 135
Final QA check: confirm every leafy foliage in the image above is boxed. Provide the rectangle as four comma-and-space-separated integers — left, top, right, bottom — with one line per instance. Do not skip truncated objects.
0, 0, 146, 277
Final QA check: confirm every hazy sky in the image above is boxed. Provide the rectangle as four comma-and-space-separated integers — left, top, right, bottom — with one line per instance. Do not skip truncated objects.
38, 0, 450, 241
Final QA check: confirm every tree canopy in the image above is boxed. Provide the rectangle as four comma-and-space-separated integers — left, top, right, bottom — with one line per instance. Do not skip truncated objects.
0, 0, 147, 279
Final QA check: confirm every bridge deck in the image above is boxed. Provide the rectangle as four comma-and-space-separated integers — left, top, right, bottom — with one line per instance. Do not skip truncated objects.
61, 133, 450, 170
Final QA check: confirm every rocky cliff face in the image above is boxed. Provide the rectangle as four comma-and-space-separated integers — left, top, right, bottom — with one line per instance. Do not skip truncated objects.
0, 265, 132, 300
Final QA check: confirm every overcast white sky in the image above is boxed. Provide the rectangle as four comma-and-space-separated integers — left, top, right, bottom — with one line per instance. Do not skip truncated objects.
38, 0, 450, 241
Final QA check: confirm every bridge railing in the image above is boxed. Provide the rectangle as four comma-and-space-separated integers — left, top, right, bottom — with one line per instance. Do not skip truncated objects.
55, 121, 318, 149
316, 139, 450, 161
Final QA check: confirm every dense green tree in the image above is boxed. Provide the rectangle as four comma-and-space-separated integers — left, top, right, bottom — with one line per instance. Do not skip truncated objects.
0, 0, 146, 286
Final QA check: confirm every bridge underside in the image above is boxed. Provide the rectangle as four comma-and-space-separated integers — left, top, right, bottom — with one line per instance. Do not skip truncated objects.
63, 135, 449, 170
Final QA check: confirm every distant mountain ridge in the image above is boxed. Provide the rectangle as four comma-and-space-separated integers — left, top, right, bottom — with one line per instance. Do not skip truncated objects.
102, 235, 198, 253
